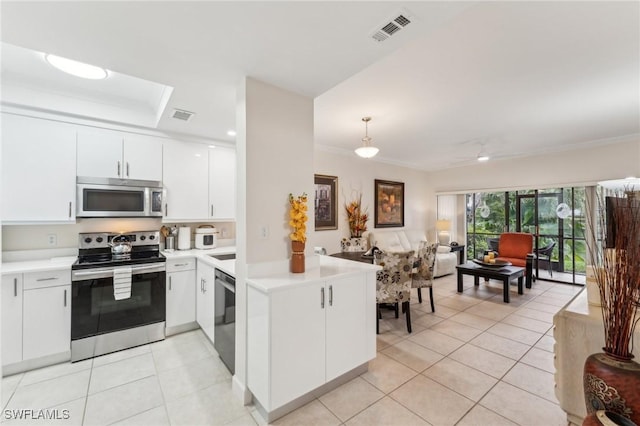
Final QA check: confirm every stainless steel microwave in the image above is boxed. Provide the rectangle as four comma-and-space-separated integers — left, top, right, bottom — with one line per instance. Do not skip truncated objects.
76, 177, 163, 218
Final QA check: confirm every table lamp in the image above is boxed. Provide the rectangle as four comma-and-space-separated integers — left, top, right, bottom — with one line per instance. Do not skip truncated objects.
436, 220, 451, 245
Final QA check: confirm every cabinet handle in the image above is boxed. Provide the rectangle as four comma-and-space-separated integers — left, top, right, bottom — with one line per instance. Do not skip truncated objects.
14, 278, 18, 297
126, 162, 130, 178
169, 276, 172, 291
201, 278, 204, 292
329, 285, 333, 306
203, 279, 207, 293
64, 289, 67, 307
321, 287, 325, 309
211, 204, 214, 217
165, 203, 168, 216
117, 161, 121, 177
68, 201, 72, 218
174, 263, 188, 267
36, 277, 58, 282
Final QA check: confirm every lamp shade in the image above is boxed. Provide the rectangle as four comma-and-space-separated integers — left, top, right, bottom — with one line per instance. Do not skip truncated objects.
436, 220, 451, 231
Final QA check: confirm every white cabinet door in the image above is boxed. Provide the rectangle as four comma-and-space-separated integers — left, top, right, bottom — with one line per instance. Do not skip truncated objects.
23, 284, 71, 360
123, 134, 163, 181
196, 261, 215, 342
1, 113, 76, 222
163, 140, 209, 220
2, 274, 23, 365
325, 275, 369, 381
77, 127, 123, 179
209, 147, 236, 220
270, 281, 326, 409
166, 269, 197, 328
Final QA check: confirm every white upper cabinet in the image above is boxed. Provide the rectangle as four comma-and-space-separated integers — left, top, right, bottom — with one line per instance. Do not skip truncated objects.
77, 127, 162, 181
209, 147, 236, 220
1, 113, 77, 223
123, 134, 163, 181
163, 139, 209, 220
163, 140, 236, 222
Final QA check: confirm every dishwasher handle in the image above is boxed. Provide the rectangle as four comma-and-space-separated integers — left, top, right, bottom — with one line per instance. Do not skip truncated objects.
216, 278, 235, 294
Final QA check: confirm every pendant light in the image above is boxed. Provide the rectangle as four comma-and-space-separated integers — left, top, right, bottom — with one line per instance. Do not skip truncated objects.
355, 117, 379, 158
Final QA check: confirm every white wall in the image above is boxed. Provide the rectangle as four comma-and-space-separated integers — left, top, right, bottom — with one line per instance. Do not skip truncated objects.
428, 137, 640, 194
1, 220, 235, 252
311, 149, 433, 252
234, 77, 314, 402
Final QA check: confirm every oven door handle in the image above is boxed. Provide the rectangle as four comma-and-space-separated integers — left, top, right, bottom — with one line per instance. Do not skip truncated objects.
72, 264, 166, 280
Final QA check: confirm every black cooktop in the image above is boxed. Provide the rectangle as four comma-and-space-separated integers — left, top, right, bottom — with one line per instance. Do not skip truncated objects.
73, 230, 166, 270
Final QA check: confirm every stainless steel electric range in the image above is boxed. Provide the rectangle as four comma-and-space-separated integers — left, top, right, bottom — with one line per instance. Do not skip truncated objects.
71, 231, 166, 362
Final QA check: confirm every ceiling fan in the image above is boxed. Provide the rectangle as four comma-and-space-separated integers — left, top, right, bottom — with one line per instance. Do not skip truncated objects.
446, 138, 512, 167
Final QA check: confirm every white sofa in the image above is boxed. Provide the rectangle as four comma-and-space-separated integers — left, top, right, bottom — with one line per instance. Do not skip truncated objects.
367, 229, 457, 277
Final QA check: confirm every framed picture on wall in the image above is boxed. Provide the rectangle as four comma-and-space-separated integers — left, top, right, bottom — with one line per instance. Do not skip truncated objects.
374, 179, 404, 228
314, 174, 338, 230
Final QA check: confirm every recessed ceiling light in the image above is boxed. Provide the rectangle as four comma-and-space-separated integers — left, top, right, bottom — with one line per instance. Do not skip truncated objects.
44, 54, 108, 80
208, 145, 216, 149
477, 155, 490, 162
227, 130, 236, 137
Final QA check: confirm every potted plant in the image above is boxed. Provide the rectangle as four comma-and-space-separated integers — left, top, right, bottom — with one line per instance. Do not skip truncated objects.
583, 188, 640, 423
288, 193, 308, 273
342, 192, 369, 252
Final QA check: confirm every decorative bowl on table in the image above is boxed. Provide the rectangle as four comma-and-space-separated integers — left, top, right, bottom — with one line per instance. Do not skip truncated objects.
472, 259, 512, 268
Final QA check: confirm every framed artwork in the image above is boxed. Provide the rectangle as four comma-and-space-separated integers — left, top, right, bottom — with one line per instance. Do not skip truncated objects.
314, 174, 338, 230
374, 179, 404, 228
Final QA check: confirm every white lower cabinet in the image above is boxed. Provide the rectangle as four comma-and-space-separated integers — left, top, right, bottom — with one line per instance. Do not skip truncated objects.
2, 269, 71, 371
166, 258, 197, 331
23, 283, 71, 360
247, 273, 375, 413
196, 260, 215, 342
2, 274, 23, 366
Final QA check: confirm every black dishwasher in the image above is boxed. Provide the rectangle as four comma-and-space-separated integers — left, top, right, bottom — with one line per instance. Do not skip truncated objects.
214, 268, 235, 374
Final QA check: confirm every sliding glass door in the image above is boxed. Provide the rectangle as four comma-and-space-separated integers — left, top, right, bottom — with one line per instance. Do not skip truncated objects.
466, 187, 587, 285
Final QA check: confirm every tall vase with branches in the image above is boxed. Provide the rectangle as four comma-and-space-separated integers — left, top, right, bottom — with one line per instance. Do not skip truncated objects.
583, 188, 640, 423
341, 193, 369, 252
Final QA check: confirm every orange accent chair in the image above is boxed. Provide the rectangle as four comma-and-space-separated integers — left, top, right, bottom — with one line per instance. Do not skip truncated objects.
494, 233, 535, 288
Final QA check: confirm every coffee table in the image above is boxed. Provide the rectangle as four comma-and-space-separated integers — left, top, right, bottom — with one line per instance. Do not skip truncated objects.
456, 262, 525, 303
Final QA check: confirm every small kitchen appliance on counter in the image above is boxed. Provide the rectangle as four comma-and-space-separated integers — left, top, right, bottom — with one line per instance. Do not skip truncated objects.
195, 225, 218, 249
178, 226, 191, 250
71, 230, 166, 362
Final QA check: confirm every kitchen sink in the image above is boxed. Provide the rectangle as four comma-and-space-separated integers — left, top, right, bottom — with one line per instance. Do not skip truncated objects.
209, 253, 236, 261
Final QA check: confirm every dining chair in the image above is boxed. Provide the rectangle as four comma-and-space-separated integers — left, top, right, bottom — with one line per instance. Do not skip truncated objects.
412, 241, 438, 312
375, 250, 415, 334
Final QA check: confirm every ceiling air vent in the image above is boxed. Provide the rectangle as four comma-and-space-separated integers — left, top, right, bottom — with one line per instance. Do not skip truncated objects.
171, 109, 195, 121
371, 12, 412, 42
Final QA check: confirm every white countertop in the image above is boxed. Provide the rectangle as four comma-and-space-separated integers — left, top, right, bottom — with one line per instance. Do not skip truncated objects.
1, 256, 77, 274
247, 255, 380, 293
2, 246, 237, 276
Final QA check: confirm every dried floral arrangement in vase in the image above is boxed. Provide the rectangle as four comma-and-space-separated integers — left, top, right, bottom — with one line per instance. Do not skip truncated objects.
288, 193, 308, 273
583, 187, 640, 423
342, 193, 369, 252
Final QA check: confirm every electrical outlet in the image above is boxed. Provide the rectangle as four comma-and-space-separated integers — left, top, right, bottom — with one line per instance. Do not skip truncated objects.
47, 234, 57, 246
259, 225, 269, 239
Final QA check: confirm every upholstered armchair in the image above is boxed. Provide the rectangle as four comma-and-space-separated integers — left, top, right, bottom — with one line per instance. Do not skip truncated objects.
493, 232, 535, 288
375, 250, 415, 334
412, 242, 438, 312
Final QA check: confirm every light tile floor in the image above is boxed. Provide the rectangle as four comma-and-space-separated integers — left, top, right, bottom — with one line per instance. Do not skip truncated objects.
1, 274, 581, 426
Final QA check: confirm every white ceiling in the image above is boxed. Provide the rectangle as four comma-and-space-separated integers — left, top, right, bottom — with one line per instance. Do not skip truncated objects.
1, 1, 638, 171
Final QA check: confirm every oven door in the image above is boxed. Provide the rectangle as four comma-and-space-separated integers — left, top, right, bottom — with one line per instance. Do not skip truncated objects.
71, 264, 166, 340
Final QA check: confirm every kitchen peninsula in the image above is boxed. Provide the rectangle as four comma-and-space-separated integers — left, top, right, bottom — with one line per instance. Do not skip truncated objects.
246, 255, 380, 422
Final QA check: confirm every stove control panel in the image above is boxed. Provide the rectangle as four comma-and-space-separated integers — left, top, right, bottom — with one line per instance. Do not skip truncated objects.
78, 231, 161, 249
